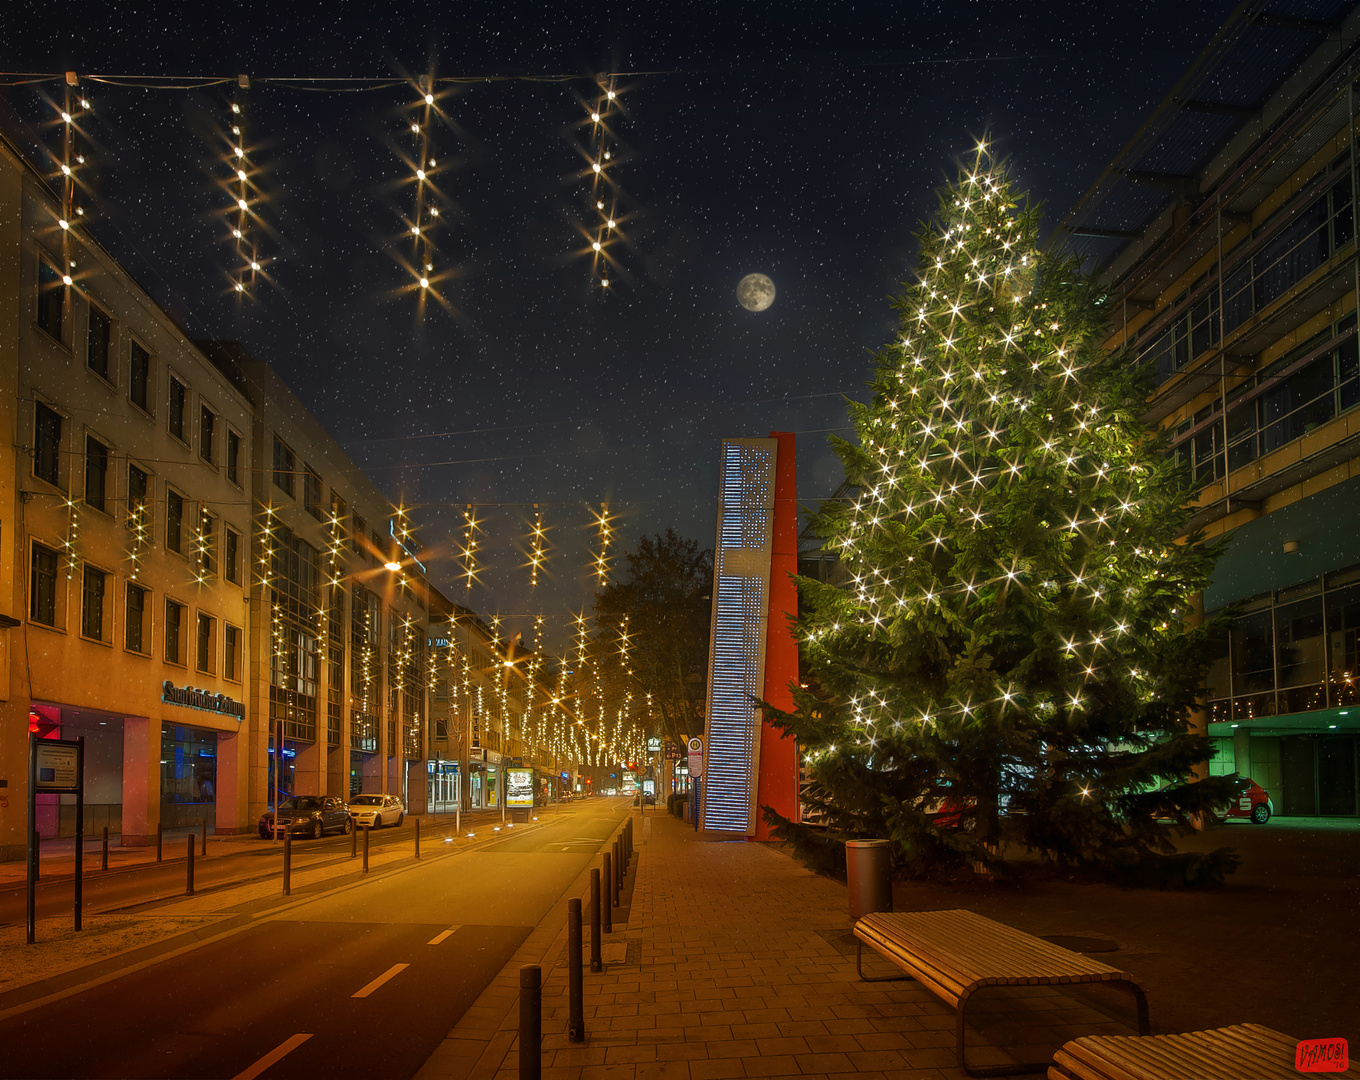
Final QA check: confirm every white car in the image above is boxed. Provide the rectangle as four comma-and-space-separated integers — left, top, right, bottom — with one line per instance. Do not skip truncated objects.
348, 793, 405, 828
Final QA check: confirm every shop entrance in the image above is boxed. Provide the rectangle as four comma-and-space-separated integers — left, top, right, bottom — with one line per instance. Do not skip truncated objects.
1281, 734, 1359, 815
266, 737, 297, 809
161, 724, 218, 830
428, 760, 459, 813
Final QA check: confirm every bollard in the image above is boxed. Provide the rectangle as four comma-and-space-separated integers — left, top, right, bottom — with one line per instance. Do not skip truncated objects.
351, 820, 358, 859
101, 826, 108, 872
612, 840, 622, 902
201, 819, 208, 857
34, 830, 39, 883
567, 898, 585, 1042
589, 869, 603, 972
415, 817, 421, 860
518, 965, 541, 1080
156, 822, 163, 863
282, 827, 292, 896
186, 835, 195, 896
363, 825, 370, 874
601, 853, 612, 933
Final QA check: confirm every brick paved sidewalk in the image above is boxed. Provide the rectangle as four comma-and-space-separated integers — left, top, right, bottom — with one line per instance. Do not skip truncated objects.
416, 810, 1144, 1080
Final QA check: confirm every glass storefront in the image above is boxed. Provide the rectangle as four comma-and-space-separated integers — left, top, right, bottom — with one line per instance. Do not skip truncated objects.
427, 759, 459, 813
160, 724, 217, 828
266, 736, 297, 809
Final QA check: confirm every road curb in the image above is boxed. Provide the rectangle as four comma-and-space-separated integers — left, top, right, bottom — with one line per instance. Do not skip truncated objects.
414, 806, 639, 1080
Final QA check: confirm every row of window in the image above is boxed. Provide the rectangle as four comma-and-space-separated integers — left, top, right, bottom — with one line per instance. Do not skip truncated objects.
30, 542, 243, 678
1206, 564, 1360, 721
1140, 154, 1354, 385
35, 261, 245, 476
1175, 315, 1360, 482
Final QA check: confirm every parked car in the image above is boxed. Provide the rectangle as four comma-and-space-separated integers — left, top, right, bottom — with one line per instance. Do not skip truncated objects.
632, 792, 656, 807
348, 793, 405, 829
258, 796, 353, 839
1226, 779, 1274, 824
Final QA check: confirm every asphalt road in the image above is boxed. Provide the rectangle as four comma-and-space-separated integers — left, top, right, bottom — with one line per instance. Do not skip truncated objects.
0, 798, 628, 1079
0, 809, 524, 927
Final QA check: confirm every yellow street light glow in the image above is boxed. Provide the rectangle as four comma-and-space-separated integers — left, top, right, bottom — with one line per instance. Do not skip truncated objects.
60, 164, 71, 175
425, 93, 434, 105
607, 90, 616, 100
419, 277, 429, 288
235, 282, 245, 292
237, 169, 247, 181
384, 561, 401, 571
416, 169, 425, 180
80, 98, 90, 108
231, 103, 241, 114
250, 261, 260, 270
591, 162, 601, 173
235, 146, 244, 157
430, 207, 439, 216
591, 241, 601, 251
607, 219, 616, 228
232, 228, 242, 238
62, 274, 72, 286
237, 198, 248, 210
58, 219, 68, 230
591, 112, 600, 122
411, 123, 419, 133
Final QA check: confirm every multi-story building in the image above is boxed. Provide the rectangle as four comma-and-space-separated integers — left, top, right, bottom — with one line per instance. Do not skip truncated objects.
0, 131, 255, 859
1057, 1, 1360, 817
197, 343, 432, 820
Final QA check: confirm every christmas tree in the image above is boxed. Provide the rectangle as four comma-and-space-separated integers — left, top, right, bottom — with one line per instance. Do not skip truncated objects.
765, 146, 1241, 885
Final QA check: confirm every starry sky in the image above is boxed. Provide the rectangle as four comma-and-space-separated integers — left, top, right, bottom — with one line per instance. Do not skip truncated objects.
2, 0, 1239, 649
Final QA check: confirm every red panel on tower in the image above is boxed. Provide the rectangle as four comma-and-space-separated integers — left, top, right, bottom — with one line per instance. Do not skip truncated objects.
753, 430, 799, 840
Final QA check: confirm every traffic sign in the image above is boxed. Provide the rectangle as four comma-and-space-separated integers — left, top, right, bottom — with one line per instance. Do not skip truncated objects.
687, 736, 704, 778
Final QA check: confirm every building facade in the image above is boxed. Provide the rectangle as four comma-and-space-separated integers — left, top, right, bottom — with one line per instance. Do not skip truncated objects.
0, 133, 255, 858
1058, 1, 1360, 817
198, 343, 433, 821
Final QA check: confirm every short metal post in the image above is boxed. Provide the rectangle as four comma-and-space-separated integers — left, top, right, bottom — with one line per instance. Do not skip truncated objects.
612, 840, 621, 902
156, 822, 163, 863
186, 835, 195, 896
415, 816, 421, 860
601, 854, 612, 933
589, 869, 602, 971
567, 898, 585, 1042
282, 827, 292, 896
101, 826, 108, 872
518, 964, 541, 1080
351, 821, 358, 859
363, 825, 370, 873
201, 819, 208, 856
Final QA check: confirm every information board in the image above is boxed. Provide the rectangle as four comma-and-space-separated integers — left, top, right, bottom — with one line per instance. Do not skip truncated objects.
34, 741, 81, 794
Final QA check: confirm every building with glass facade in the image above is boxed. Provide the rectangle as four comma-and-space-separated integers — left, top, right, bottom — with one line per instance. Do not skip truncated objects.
1058, 0, 1360, 818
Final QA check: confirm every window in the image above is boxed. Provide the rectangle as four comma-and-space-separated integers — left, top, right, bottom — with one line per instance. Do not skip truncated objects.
167, 489, 184, 553
30, 543, 60, 626
168, 377, 186, 442
196, 612, 217, 674
126, 583, 147, 653
34, 402, 62, 486
87, 305, 111, 380
127, 463, 149, 530
198, 510, 217, 577
81, 565, 107, 641
85, 435, 109, 513
165, 599, 185, 664
224, 625, 241, 681
226, 429, 241, 486
273, 436, 296, 496
351, 514, 366, 556
200, 405, 216, 463
37, 258, 64, 340
304, 465, 323, 519
224, 527, 241, 584
129, 342, 150, 412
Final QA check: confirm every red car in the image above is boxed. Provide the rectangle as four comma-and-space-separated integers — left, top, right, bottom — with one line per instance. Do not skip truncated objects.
1225, 779, 1274, 824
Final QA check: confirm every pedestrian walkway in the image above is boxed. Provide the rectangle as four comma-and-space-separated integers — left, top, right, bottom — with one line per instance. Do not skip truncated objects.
417, 809, 1147, 1080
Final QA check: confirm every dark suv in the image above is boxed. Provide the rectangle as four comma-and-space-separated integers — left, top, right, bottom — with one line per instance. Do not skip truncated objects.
259, 796, 354, 839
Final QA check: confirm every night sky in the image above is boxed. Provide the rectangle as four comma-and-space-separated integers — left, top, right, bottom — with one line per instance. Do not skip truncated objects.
2, 1, 1238, 649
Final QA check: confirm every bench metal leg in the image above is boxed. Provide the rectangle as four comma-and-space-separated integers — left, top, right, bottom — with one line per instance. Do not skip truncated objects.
855, 939, 914, 983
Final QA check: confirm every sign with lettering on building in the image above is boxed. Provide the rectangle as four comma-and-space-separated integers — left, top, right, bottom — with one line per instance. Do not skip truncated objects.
161, 682, 245, 719
647, 737, 662, 753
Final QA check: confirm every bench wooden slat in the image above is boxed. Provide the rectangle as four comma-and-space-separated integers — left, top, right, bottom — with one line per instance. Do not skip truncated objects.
1053, 1023, 1360, 1080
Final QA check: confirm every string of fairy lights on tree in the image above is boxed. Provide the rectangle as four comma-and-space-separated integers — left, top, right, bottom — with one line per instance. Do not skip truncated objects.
222, 76, 269, 298
401, 75, 451, 302
576, 75, 628, 291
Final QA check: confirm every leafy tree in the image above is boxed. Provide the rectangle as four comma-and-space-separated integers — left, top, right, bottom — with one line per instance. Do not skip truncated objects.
763, 147, 1240, 885
592, 529, 713, 751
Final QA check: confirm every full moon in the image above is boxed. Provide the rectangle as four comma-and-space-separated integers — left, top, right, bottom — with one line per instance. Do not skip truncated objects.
737, 273, 776, 312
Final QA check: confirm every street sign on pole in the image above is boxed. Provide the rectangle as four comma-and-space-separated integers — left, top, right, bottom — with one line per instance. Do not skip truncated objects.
687, 736, 703, 779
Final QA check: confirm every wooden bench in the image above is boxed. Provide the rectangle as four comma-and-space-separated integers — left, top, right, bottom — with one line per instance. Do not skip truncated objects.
1050, 1023, 1360, 1079
853, 910, 1150, 1077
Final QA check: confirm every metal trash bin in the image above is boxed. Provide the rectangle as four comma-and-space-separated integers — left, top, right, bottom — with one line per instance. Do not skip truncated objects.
846, 839, 893, 921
